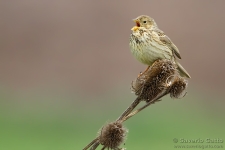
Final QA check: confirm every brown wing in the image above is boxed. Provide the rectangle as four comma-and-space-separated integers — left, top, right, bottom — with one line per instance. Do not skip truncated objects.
153, 28, 181, 59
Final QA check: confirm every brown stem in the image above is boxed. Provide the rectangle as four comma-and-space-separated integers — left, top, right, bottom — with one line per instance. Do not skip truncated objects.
83, 97, 142, 150
83, 138, 98, 150
121, 89, 169, 123
83, 89, 169, 149
83, 89, 170, 150
90, 142, 100, 150
116, 97, 142, 121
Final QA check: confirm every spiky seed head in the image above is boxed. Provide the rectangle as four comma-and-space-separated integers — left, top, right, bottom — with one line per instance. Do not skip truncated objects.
132, 59, 177, 102
99, 122, 127, 150
170, 76, 188, 99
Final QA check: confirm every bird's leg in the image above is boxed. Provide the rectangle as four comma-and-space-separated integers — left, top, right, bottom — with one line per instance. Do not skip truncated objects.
138, 66, 150, 77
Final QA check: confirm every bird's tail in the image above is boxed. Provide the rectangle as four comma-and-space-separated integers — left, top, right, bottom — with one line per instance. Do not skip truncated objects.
176, 62, 191, 78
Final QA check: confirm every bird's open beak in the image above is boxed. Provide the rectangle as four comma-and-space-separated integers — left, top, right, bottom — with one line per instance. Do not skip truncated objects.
131, 19, 140, 31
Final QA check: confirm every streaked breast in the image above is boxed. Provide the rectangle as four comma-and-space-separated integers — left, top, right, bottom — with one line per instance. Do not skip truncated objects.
129, 29, 173, 66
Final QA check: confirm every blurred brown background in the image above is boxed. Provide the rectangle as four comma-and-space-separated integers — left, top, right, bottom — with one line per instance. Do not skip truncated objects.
1, 0, 225, 94
0, 1, 225, 150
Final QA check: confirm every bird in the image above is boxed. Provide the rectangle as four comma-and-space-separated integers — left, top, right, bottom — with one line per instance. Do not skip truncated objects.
129, 15, 191, 78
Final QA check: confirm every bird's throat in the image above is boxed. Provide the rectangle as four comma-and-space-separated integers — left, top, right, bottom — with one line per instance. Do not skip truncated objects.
131, 26, 139, 31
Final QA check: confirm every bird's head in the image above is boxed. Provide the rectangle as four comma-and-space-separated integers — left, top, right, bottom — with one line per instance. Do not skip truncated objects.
131, 15, 157, 31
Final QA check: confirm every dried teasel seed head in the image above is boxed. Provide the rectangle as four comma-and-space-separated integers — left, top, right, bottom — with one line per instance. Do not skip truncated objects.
170, 76, 188, 99
99, 122, 127, 150
131, 72, 147, 96
132, 59, 177, 102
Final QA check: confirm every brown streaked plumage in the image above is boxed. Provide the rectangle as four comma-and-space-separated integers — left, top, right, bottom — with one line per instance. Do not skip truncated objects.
129, 15, 191, 78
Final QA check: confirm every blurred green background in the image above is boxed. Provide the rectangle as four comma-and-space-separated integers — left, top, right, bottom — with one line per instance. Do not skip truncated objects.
0, 0, 225, 150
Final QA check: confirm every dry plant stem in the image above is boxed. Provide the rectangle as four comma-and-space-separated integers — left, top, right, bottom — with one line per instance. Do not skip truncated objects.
83, 60, 182, 150
121, 89, 169, 123
116, 97, 142, 121
83, 138, 98, 150
101, 146, 106, 150
90, 142, 100, 150
83, 89, 168, 150
83, 97, 142, 150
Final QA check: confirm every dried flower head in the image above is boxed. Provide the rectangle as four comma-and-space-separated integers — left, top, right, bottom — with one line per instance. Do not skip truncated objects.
170, 76, 188, 99
132, 59, 177, 102
99, 122, 127, 150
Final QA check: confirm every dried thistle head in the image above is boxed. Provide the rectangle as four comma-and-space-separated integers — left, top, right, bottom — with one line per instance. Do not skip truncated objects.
132, 59, 177, 102
170, 76, 188, 99
99, 122, 127, 150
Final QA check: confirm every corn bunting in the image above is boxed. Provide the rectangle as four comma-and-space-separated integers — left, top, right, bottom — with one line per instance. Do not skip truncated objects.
129, 15, 191, 78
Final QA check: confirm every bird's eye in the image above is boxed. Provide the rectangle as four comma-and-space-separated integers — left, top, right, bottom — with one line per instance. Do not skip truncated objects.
143, 21, 147, 23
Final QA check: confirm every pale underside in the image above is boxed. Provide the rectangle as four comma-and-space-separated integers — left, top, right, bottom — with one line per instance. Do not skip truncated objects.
129, 27, 174, 66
